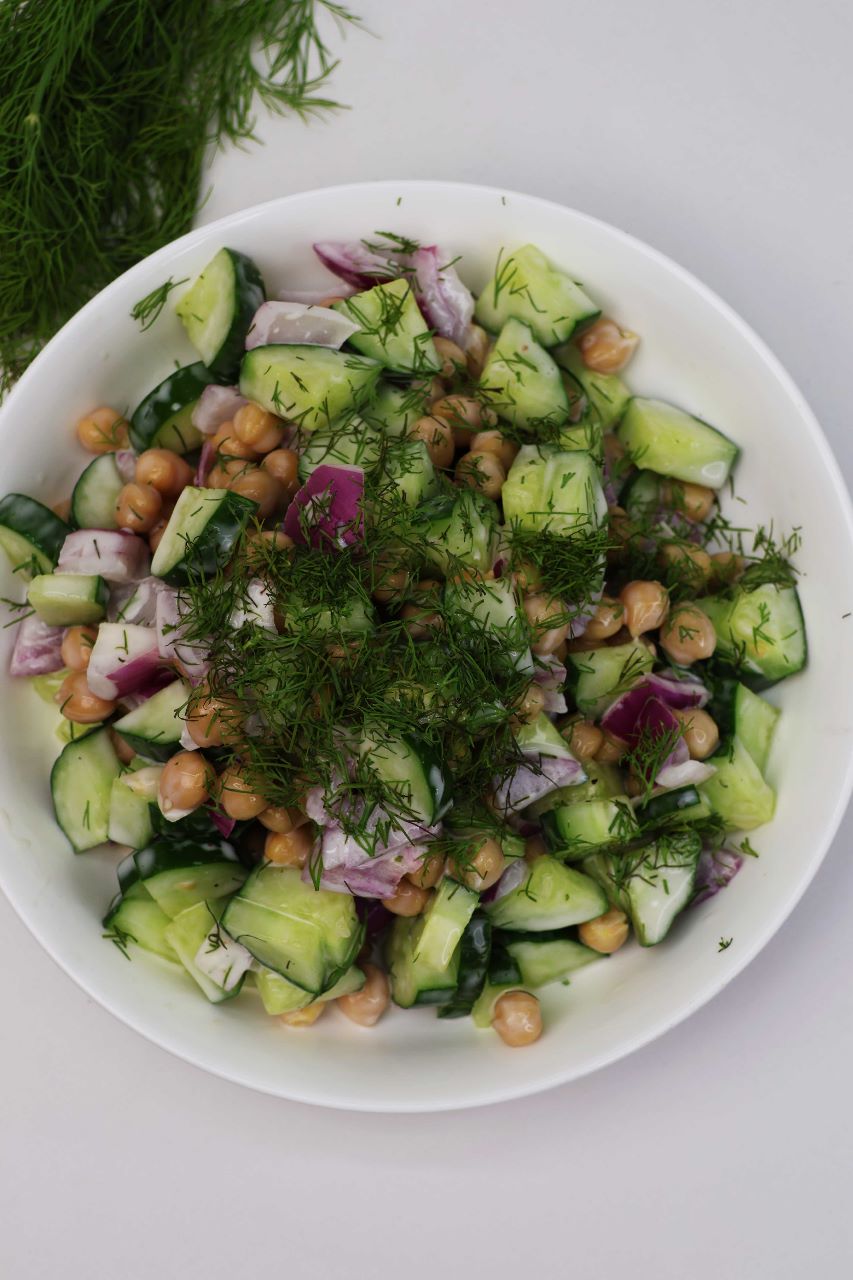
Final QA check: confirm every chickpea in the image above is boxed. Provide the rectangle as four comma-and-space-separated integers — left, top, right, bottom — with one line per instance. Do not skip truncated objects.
56, 671, 116, 723
109, 728, 136, 766
337, 963, 390, 1027
217, 765, 268, 820
233, 403, 285, 454
584, 596, 625, 642
672, 707, 720, 760
210, 423, 258, 461
619, 580, 670, 637
662, 480, 716, 523
524, 834, 548, 863
468, 428, 518, 473
76, 406, 129, 454
258, 805, 309, 834
148, 516, 170, 554
432, 394, 497, 447
135, 448, 193, 498
228, 467, 282, 518
60, 625, 97, 672
660, 542, 713, 589
407, 415, 455, 469
408, 851, 445, 890
710, 551, 747, 585
455, 449, 506, 500
492, 991, 542, 1047
562, 718, 603, 761
659, 604, 717, 665
577, 318, 639, 374
452, 837, 506, 892
261, 448, 299, 497
595, 729, 628, 763
401, 600, 444, 640
280, 1002, 326, 1028
465, 324, 492, 378
372, 565, 410, 605
579, 908, 630, 954
607, 503, 636, 551
265, 825, 315, 867
514, 681, 546, 724
433, 336, 467, 379
382, 879, 432, 917
52, 498, 72, 522
185, 693, 238, 748
523, 593, 570, 656
208, 459, 252, 490
158, 751, 214, 816
114, 482, 162, 534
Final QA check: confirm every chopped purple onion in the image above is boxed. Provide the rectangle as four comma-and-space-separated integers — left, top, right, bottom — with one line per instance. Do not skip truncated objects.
58, 529, 150, 584
10, 615, 64, 676
115, 450, 137, 483
245, 300, 360, 350
409, 246, 474, 346
194, 440, 215, 487
494, 753, 586, 815
86, 623, 170, 700
191, 385, 248, 436
692, 847, 744, 906
313, 241, 393, 289
283, 463, 365, 551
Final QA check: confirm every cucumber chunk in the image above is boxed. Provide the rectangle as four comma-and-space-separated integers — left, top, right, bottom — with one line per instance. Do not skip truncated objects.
637, 784, 710, 826
436, 911, 492, 1019
415, 877, 479, 971
501, 444, 607, 536
474, 244, 600, 346
514, 712, 576, 759
584, 831, 702, 946
113, 678, 190, 761
116, 838, 246, 918
386, 914, 461, 1008
298, 419, 382, 479
412, 488, 497, 576
28, 573, 107, 626
107, 771, 155, 848
699, 736, 776, 831
176, 247, 265, 379
503, 931, 601, 986
698, 584, 806, 687
485, 855, 607, 931
552, 341, 631, 431
617, 397, 739, 489
70, 454, 124, 531
443, 575, 532, 672
382, 440, 437, 507
732, 684, 779, 773
239, 344, 382, 430
566, 639, 655, 718
0, 494, 71, 578
103, 886, 177, 963
333, 278, 440, 374
541, 796, 637, 858
222, 865, 362, 996
51, 728, 121, 852
165, 900, 250, 1003
479, 319, 569, 429
359, 732, 447, 826
255, 964, 365, 1016
150, 485, 257, 585
129, 363, 215, 455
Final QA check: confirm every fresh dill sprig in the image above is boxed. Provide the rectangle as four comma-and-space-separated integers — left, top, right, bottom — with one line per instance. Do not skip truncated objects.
131, 277, 189, 331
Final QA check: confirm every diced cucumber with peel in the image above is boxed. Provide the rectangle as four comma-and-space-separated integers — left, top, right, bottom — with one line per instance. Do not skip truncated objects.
502, 444, 607, 536
387, 914, 461, 1008
382, 439, 437, 506
565, 640, 655, 718
504, 932, 601, 986
414, 878, 479, 972
333, 278, 440, 374
479, 319, 569, 429
165, 901, 252, 1003
698, 584, 806, 688
150, 485, 257, 585
116, 839, 246, 919
71, 454, 124, 531
514, 712, 576, 760
553, 342, 631, 430
475, 244, 600, 346
103, 885, 177, 963
584, 832, 702, 946
0, 494, 70, 579
359, 732, 446, 826
486, 855, 607, 931
443, 575, 532, 672
28, 573, 107, 626
113, 679, 190, 762
617, 397, 739, 489
541, 797, 636, 858
255, 964, 365, 1016
699, 737, 776, 831
733, 684, 779, 774
129, 363, 215, 455
176, 247, 265, 380
240, 343, 382, 430
107, 771, 156, 848
413, 489, 497, 577
298, 420, 382, 479
51, 728, 121, 852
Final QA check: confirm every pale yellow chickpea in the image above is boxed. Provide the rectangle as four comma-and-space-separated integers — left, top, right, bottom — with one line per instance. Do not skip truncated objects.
432, 393, 495, 434
109, 728, 136, 766
228, 467, 282, 518
401, 600, 444, 640
158, 751, 214, 816
258, 805, 309, 834
115, 482, 163, 534
60, 625, 97, 673
579, 908, 630, 954
452, 837, 506, 892
337, 963, 390, 1027
372, 565, 410, 605
382, 879, 433, 917
562, 718, 604, 761
465, 324, 492, 378
433, 336, 468, 379
56, 671, 116, 724
672, 707, 720, 760
135, 448, 193, 498
660, 542, 713, 589
208, 459, 252, 490
469, 428, 518, 472
492, 991, 542, 1047
710, 551, 747, 585
455, 449, 506, 500
662, 480, 716, 523
217, 765, 268, 820
577, 317, 639, 374
659, 605, 717, 665
523, 593, 570, 656
233, 403, 285, 453
407, 415, 455, 469
210, 423, 258, 461
76, 406, 129, 454
407, 851, 445, 890
185, 692, 238, 748
261, 448, 299, 497
595, 729, 629, 764
619, 580, 670, 637
524, 834, 549, 863
280, 1003, 326, 1028
514, 681, 546, 724
584, 596, 625, 642
265, 826, 314, 867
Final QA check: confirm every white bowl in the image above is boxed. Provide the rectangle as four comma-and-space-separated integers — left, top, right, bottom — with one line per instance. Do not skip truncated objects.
1, 181, 851, 1112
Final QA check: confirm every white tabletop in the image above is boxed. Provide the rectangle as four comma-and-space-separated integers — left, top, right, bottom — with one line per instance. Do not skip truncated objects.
3, 3, 852, 1275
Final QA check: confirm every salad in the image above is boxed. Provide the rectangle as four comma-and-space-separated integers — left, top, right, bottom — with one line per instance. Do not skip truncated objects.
0, 235, 806, 1047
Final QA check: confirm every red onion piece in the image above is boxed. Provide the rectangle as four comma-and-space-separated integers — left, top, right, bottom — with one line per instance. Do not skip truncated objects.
58, 530, 150, 584
155, 588, 210, 682
86, 624, 169, 699
115, 450, 137, 483
283, 463, 365, 550
109, 576, 163, 625
656, 757, 716, 788
245, 301, 360, 350
532, 656, 568, 715
10, 615, 64, 676
194, 440, 215, 487
191, 385, 248, 436
410, 245, 474, 346
495, 754, 586, 815
693, 847, 743, 906
483, 858, 528, 904
313, 240, 393, 289
646, 670, 709, 709
601, 671, 709, 741
207, 808, 236, 839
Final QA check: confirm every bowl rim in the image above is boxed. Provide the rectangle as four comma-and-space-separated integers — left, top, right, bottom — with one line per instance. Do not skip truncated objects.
2, 178, 852, 1112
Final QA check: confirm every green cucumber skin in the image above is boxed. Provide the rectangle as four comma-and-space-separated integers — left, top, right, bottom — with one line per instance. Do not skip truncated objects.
129, 362, 218, 454
158, 490, 257, 586
209, 249, 265, 380
70, 455, 123, 531
0, 494, 71, 577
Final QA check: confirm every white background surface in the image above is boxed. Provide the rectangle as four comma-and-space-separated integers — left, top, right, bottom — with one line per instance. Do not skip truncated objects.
2, 2, 852, 1275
